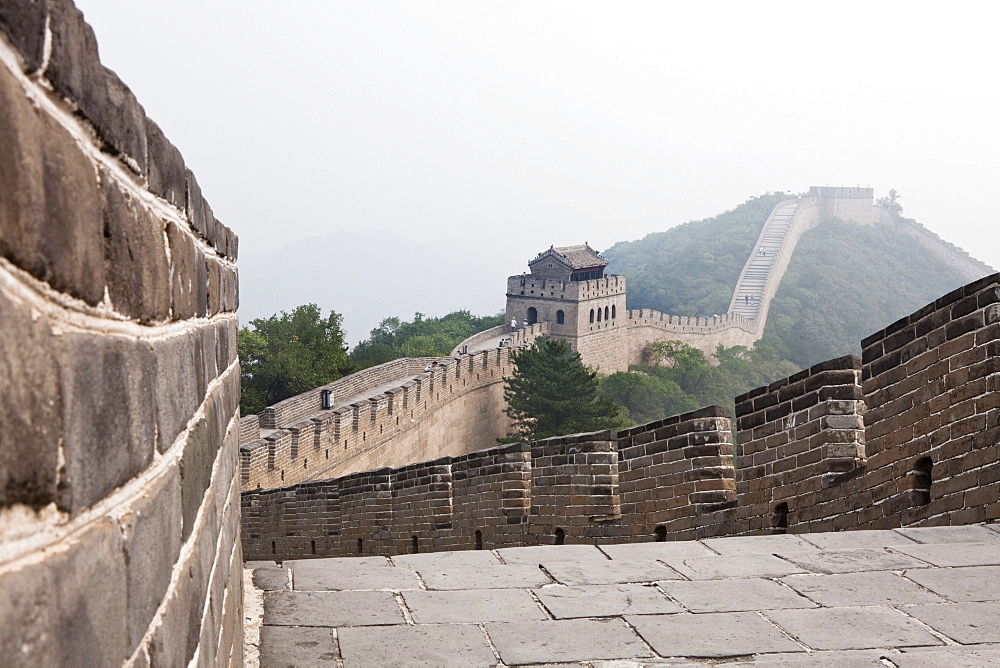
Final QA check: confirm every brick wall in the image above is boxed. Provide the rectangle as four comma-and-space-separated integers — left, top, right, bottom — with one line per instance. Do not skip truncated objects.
243, 274, 1000, 561
0, 3, 241, 665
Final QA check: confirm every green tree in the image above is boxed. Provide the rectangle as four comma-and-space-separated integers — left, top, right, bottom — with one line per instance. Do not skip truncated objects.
239, 304, 353, 416
503, 337, 627, 442
876, 188, 903, 215
351, 310, 504, 370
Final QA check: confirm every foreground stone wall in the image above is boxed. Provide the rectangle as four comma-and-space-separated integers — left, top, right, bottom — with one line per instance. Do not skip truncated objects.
0, 3, 242, 665
245, 274, 1000, 560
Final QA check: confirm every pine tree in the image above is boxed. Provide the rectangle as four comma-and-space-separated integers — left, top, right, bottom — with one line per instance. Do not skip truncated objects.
503, 337, 627, 442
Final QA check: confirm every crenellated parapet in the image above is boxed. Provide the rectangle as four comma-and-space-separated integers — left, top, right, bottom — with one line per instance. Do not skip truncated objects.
243, 273, 1000, 561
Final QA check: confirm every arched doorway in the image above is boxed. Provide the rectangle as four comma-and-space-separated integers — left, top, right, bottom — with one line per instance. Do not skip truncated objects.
526, 307, 538, 325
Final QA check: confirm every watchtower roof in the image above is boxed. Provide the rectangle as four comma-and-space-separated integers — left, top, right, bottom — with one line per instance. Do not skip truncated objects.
529, 243, 608, 270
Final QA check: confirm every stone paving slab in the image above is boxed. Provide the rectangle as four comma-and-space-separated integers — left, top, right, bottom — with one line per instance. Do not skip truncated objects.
777, 547, 929, 574
498, 544, 611, 565
902, 565, 1000, 602
779, 571, 945, 607
890, 646, 1000, 667
657, 578, 816, 613
401, 588, 548, 623
541, 559, 682, 586
252, 566, 290, 591
700, 534, 820, 555
726, 649, 890, 666
250, 525, 1000, 665
669, 553, 806, 580
901, 601, 1000, 644
263, 590, 404, 627
891, 542, 1000, 567
289, 558, 421, 591
534, 584, 684, 618
418, 562, 553, 590
597, 541, 716, 562
895, 525, 1000, 544
799, 530, 919, 549
486, 618, 654, 664
338, 623, 496, 667
391, 549, 503, 570
259, 625, 338, 666
626, 611, 802, 657
764, 606, 942, 650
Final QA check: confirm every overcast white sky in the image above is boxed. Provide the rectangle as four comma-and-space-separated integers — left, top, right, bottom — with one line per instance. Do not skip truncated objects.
74, 1, 999, 331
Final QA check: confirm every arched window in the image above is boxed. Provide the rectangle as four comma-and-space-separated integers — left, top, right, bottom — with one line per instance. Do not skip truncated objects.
597, 308, 602, 322
611, 304, 616, 319
604, 306, 609, 321
556, 310, 565, 324
475, 530, 483, 550
654, 526, 666, 542
526, 307, 537, 325
554, 528, 565, 545
589, 309, 595, 323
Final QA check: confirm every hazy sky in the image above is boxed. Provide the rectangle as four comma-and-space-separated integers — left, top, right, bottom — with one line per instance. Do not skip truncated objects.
73, 1, 999, 332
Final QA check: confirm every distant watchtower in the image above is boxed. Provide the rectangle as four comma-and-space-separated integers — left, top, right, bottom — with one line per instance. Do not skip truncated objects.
506, 243, 629, 371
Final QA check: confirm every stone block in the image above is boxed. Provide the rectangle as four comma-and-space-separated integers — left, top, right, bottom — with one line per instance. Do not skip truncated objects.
289, 558, 419, 591
0, 289, 61, 508
0, 63, 47, 279
339, 623, 494, 668
487, 618, 652, 664
0, 519, 128, 666
148, 538, 208, 667
100, 169, 170, 322
536, 583, 683, 618
903, 565, 1000, 602
765, 606, 941, 650
166, 222, 200, 320
39, 111, 106, 304
264, 590, 404, 627
402, 588, 547, 624
780, 571, 944, 607
252, 567, 290, 591
892, 542, 1000, 567
260, 626, 338, 666
418, 563, 552, 590
119, 468, 183, 653
144, 118, 186, 210
153, 331, 200, 453
779, 547, 928, 574
57, 332, 156, 512
0, 0, 48, 71
598, 540, 715, 562
902, 602, 1000, 644
626, 611, 802, 658
670, 553, 806, 580
540, 559, 680, 586
658, 578, 815, 613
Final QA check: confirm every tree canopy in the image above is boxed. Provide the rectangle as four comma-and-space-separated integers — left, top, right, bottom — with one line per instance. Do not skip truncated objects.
503, 337, 627, 442
239, 304, 353, 416
351, 310, 503, 370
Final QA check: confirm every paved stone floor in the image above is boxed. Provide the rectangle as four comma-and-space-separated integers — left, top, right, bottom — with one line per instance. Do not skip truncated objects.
247, 524, 1000, 666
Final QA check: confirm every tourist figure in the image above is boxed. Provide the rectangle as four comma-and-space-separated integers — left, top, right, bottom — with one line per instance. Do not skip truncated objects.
522, 318, 528, 329
510, 317, 517, 329
744, 294, 750, 306
424, 361, 439, 372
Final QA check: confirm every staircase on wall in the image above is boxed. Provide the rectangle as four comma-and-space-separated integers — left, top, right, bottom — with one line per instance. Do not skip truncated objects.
728, 199, 799, 322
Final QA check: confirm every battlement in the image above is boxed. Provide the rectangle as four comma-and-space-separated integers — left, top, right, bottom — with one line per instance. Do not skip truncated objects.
240, 323, 552, 490
809, 186, 874, 199
243, 273, 1000, 560
506, 274, 627, 301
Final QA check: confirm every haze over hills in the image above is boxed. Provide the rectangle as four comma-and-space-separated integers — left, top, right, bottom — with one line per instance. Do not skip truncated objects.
240, 192, 993, 367
604, 194, 994, 368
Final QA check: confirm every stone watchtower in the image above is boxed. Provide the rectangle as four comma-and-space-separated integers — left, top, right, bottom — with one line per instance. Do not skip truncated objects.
506, 244, 629, 372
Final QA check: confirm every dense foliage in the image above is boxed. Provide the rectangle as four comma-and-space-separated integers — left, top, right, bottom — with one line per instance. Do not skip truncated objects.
603, 193, 792, 316
761, 219, 971, 367
504, 337, 628, 442
600, 341, 799, 425
239, 304, 353, 416
350, 310, 504, 370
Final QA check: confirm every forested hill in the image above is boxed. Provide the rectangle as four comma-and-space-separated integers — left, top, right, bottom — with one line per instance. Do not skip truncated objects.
604, 195, 990, 369
603, 193, 789, 317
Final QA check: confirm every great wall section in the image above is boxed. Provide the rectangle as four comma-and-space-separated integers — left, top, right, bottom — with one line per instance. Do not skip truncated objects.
2, 2, 1000, 665
0, 3, 241, 665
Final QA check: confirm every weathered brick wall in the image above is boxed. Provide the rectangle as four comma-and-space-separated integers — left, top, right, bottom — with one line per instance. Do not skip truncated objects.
241, 409, 736, 560
0, 3, 242, 665
243, 274, 1000, 561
